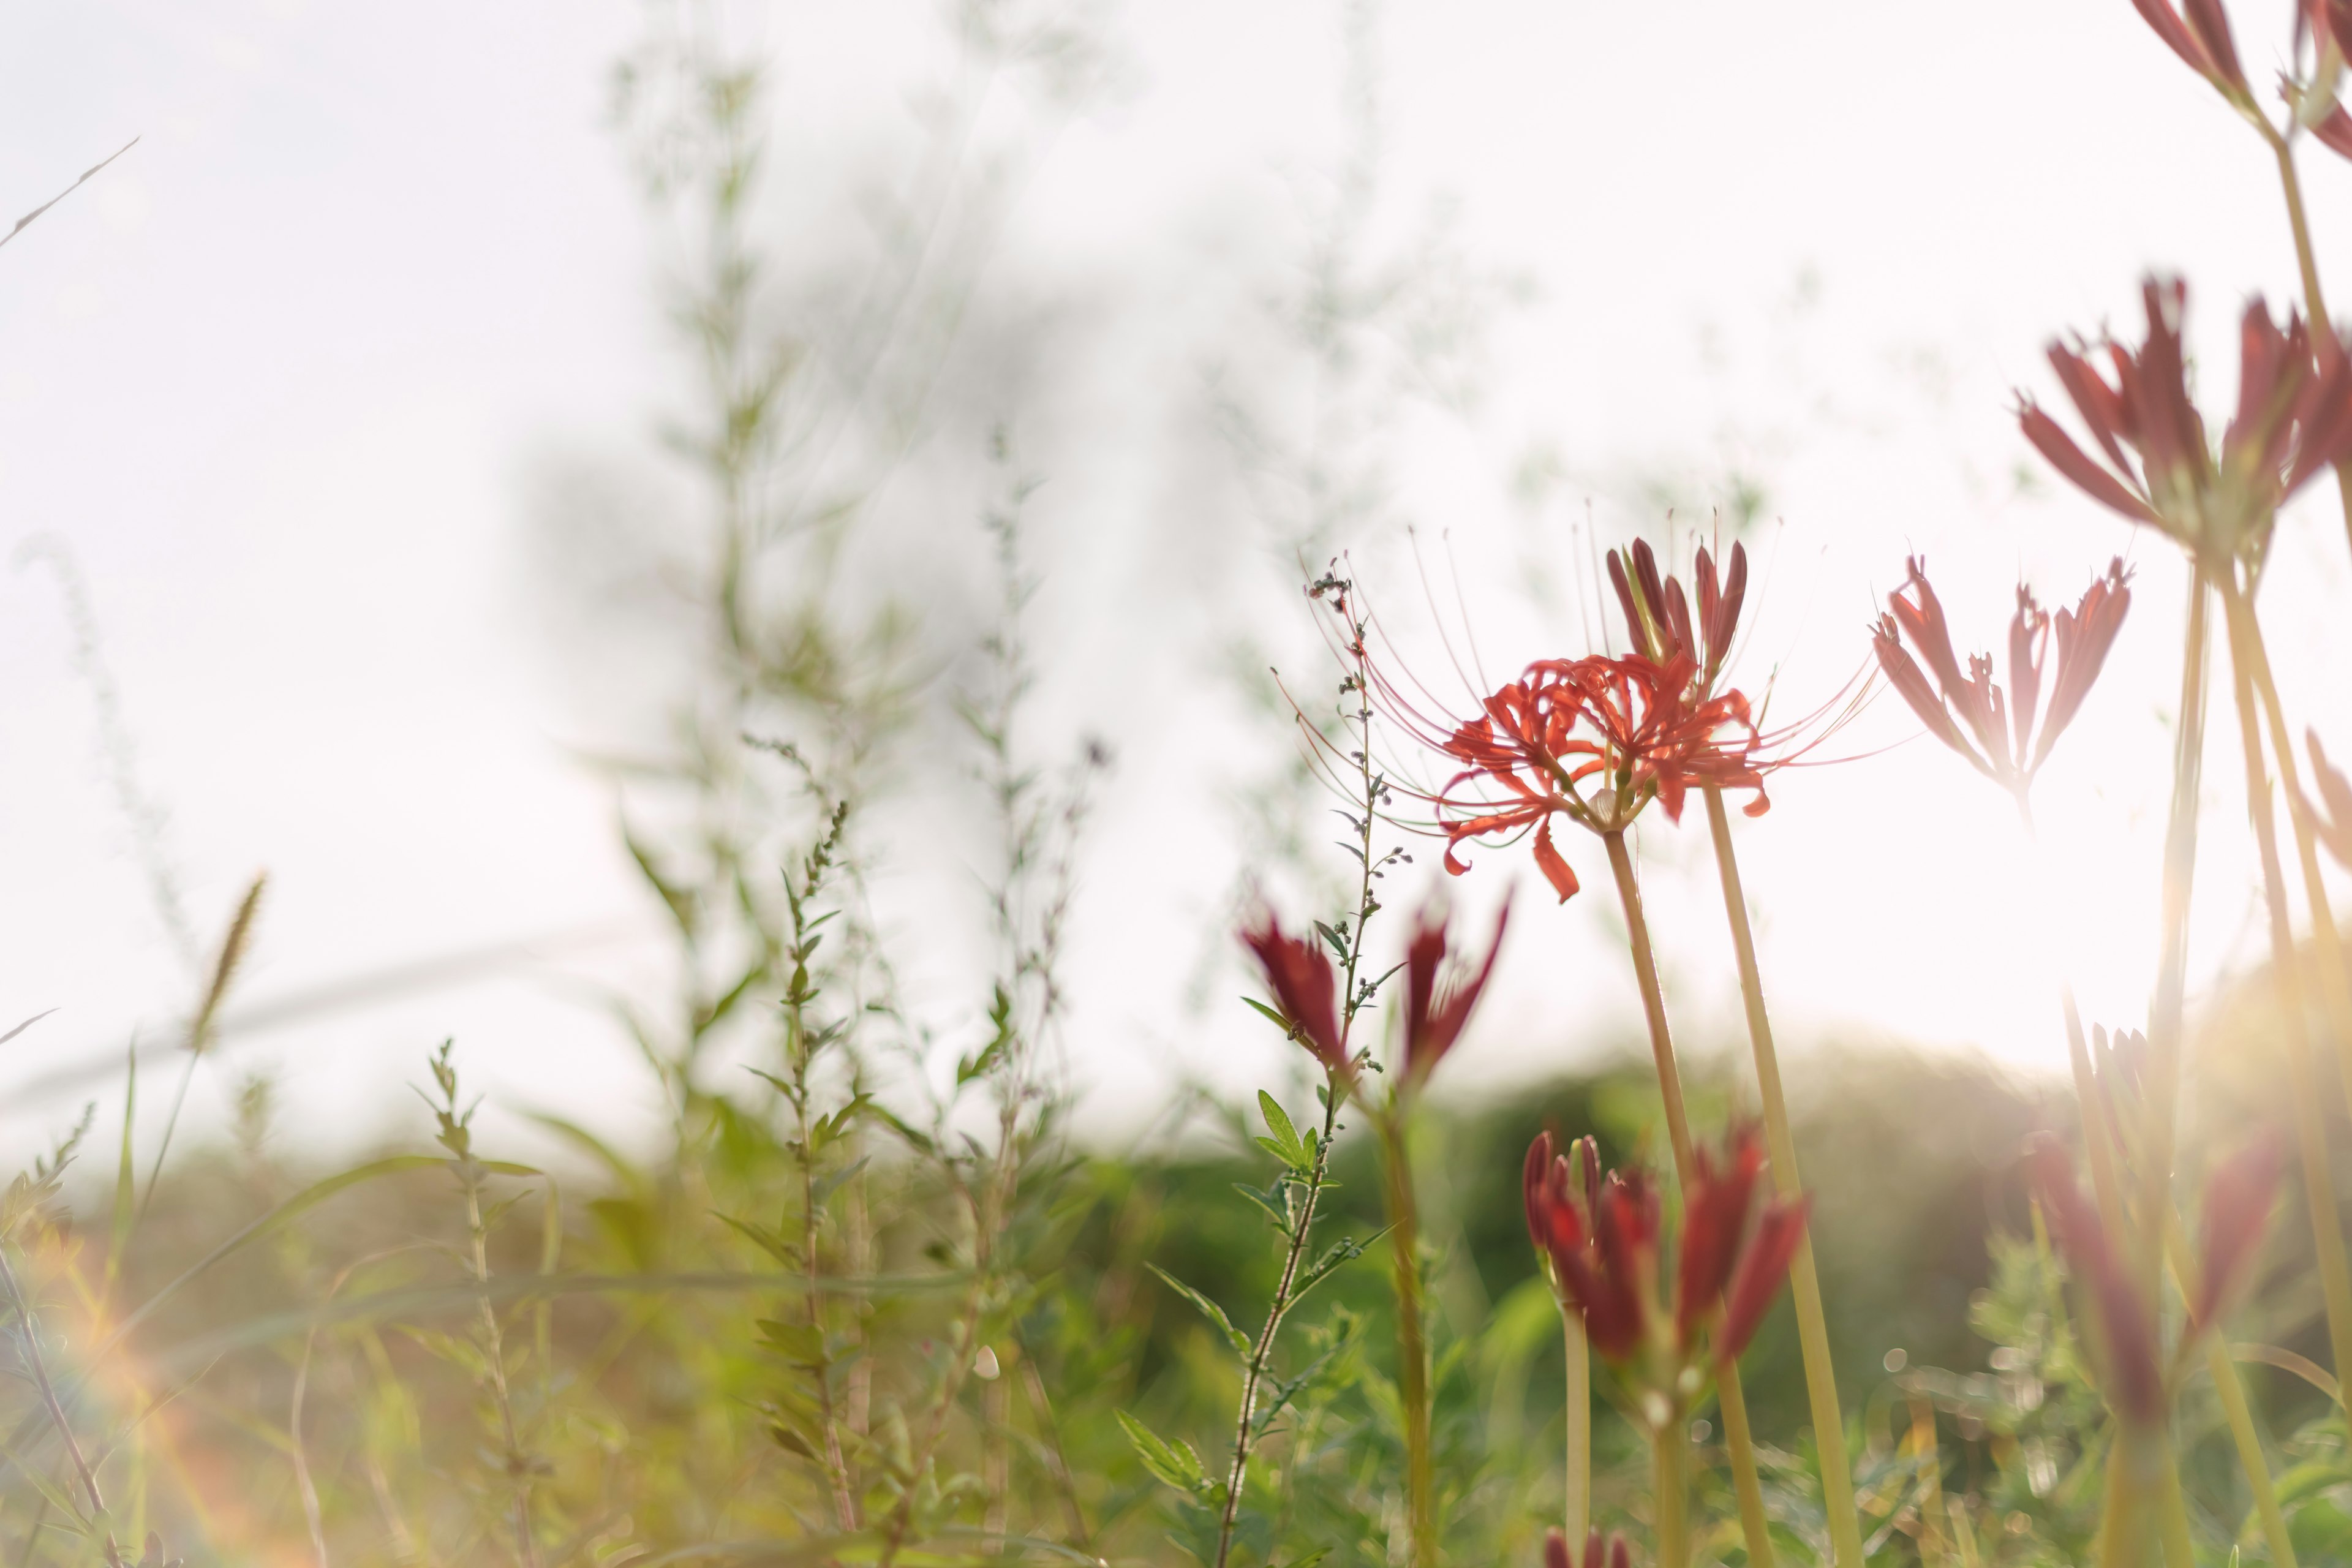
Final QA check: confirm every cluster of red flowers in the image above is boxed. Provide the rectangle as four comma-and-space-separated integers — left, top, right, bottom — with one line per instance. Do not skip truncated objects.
2019, 279, 2352, 563
1521, 1127, 1807, 1383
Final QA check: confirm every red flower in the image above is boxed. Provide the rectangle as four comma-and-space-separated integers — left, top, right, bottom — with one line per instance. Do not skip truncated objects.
1401, 895, 1510, 1086
2029, 1132, 2278, 1425
1520, 1126, 1807, 1372
2019, 278, 2352, 565
1240, 913, 1348, 1073
1423, 652, 1773, 901
1545, 1527, 1634, 1568
1871, 556, 2132, 797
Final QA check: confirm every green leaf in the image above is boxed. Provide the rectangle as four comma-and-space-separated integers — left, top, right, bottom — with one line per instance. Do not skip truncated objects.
1257, 1091, 1307, 1169
1241, 997, 1292, 1034
1148, 1264, 1251, 1356
1115, 1409, 1208, 1494
1232, 1182, 1292, 1231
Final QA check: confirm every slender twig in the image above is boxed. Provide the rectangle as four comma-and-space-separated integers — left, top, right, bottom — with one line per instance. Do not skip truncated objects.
1214, 1079, 1346, 1568
1701, 783, 1865, 1568
1214, 617, 1389, 1568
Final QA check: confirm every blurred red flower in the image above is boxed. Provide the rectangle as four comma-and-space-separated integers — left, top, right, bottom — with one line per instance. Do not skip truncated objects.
2019, 278, 2352, 565
1400, 895, 1510, 1087
1871, 556, 2132, 797
1239, 912, 1348, 1074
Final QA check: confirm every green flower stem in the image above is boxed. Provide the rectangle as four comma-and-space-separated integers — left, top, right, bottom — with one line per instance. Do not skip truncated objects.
1602, 830, 1694, 1178
2220, 586, 2352, 1397
1700, 785, 1864, 1568
1653, 1420, 1691, 1568
1564, 1309, 1589, 1546
2223, 576, 2352, 1116
2138, 572, 2212, 1315
1602, 826, 1773, 1568
1378, 1108, 1436, 1568
2206, 1338, 2297, 1567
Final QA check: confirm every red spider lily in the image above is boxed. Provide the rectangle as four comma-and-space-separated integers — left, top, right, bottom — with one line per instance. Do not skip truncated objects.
2018, 278, 2352, 565
1400, 894, 1511, 1086
1520, 1126, 1807, 1374
2029, 1133, 2280, 1425
1422, 652, 1773, 902
1240, 912, 1348, 1074
1545, 1527, 1634, 1568
2132, 0, 2255, 109
2301, 728, 2352, 867
1871, 556, 2132, 797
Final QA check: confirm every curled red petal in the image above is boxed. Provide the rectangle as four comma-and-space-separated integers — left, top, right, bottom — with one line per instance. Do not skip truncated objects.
1534, 818, 1579, 902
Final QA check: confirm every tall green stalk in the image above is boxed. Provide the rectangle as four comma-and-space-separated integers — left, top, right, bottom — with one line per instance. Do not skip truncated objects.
1563, 1311, 1589, 1547
1653, 1419, 1691, 1568
1700, 785, 1864, 1568
2217, 582, 2352, 1394
1602, 827, 1774, 1568
1380, 1110, 1436, 1568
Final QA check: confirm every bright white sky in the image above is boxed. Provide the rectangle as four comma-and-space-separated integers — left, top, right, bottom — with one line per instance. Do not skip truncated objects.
1, 0, 2348, 1168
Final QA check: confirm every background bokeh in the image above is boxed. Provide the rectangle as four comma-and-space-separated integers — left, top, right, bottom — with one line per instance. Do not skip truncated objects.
2, 0, 2348, 1168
